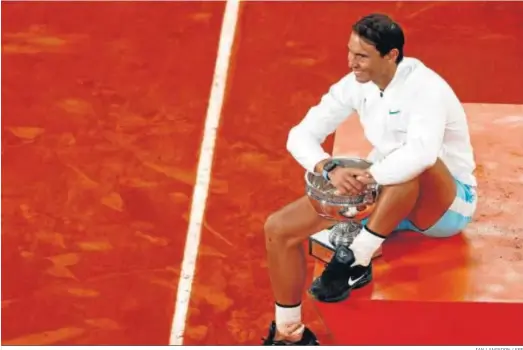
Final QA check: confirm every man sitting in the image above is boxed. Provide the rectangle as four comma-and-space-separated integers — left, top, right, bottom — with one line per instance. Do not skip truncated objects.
261, 13, 478, 346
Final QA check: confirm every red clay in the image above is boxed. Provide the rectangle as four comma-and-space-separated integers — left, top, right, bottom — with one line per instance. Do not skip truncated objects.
2, 2, 223, 345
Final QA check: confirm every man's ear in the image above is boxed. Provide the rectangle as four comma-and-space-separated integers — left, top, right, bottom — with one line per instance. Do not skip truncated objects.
386, 48, 399, 63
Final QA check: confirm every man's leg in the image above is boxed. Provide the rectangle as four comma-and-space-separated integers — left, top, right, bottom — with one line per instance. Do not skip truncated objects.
350, 158, 457, 265
263, 196, 333, 343
309, 158, 457, 302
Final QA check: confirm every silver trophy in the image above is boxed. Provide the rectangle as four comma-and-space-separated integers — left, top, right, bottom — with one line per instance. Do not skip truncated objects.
305, 156, 381, 248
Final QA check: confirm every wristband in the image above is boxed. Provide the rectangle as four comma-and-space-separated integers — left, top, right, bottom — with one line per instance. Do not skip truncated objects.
322, 160, 340, 181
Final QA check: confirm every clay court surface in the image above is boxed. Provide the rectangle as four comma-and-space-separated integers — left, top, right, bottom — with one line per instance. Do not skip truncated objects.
2, 1, 523, 345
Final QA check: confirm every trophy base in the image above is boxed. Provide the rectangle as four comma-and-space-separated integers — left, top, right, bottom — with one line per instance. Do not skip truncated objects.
308, 223, 382, 264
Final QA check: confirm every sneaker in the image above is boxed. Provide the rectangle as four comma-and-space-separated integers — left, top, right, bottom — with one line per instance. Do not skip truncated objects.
308, 245, 372, 303
261, 321, 319, 345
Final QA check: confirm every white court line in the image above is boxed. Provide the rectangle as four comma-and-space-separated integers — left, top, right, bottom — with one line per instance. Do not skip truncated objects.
169, 0, 241, 345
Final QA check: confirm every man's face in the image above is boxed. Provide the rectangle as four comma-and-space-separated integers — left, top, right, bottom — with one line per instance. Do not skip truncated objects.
347, 32, 394, 83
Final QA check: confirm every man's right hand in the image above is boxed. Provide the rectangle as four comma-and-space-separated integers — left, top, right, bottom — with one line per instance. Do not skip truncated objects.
328, 167, 366, 195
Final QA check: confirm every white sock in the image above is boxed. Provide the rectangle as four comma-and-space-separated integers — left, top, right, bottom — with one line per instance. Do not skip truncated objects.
349, 225, 386, 266
275, 303, 304, 336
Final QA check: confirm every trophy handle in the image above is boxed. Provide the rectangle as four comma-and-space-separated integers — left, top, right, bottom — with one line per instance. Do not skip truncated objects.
364, 184, 380, 204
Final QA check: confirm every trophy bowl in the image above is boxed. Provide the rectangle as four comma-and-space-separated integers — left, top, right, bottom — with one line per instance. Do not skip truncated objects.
304, 156, 380, 222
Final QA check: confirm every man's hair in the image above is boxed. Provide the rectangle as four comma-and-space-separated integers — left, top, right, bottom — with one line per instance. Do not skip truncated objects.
352, 13, 405, 64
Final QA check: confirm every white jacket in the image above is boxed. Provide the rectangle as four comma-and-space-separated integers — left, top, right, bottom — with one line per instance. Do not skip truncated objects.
287, 57, 477, 186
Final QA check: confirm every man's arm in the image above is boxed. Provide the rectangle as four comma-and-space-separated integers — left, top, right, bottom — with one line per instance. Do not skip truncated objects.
287, 74, 357, 173
368, 87, 447, 185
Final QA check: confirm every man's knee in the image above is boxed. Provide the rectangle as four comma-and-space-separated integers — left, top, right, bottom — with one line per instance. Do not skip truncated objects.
264, 196, 328, 249
264, 211, 292, 248
264, 212, 280, 241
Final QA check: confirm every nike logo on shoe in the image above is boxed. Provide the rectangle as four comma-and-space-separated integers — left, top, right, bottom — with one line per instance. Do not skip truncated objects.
348, 274, 365, 286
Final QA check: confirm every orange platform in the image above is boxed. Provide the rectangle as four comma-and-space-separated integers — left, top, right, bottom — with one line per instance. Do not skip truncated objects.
2, 1, 523, 346
310, 103, 523, 344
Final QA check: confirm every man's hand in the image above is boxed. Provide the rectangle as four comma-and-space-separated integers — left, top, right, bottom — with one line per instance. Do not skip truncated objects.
355, 169, 377, 186
328, 167, 367, 195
